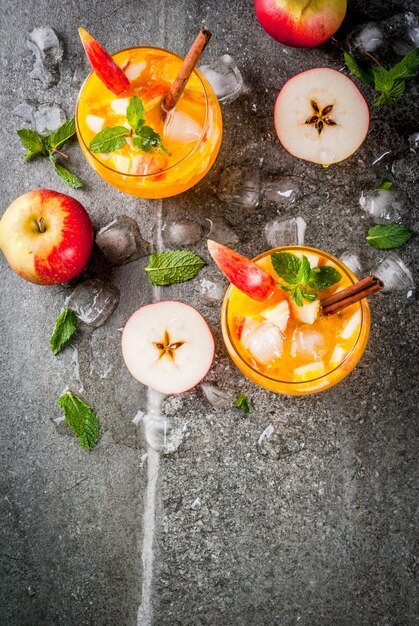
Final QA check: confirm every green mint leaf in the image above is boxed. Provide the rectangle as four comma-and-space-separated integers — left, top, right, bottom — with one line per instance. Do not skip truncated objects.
17, 128, 46, 158
53, 162, 84, 188
126, 95, 145, 132
371, 66, 392, 93
366, 223, 413, 249
144, 250, 205, 286
373, 79, 405, 107
344, 52, 374, 85
44, 117, 76, 149
136, 125, 170, 155
58, 390, 100, 450
377, 180, 394, 191
279, 284, 293, 293
294, 287, 304, 307
234, 393, 251, 413
296, 255, 311, 285
271, 252, 302, 285
388, 48, 419, 81
50, 308, 78, 355
301, 289, 317, 303
132, 134, 152, 152
308, 266, 342, 290
90, 126, 130, 153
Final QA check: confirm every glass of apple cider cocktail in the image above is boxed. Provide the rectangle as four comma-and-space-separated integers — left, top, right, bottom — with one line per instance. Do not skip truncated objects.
76, 46, 222, 198
221, 247, 371, 396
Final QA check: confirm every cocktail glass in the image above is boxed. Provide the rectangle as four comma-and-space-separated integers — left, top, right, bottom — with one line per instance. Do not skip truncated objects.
221, 246, 370, 395
76, 46, 222, 198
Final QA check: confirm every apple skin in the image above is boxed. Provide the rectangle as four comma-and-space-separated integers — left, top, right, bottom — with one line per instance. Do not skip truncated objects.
78, 27, 130, 95
0, 189, 93, 285
254, 0, 347, 48
207, 239, 276, 302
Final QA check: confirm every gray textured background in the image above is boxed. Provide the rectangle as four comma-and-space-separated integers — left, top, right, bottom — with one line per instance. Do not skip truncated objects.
0, 1, 418, 625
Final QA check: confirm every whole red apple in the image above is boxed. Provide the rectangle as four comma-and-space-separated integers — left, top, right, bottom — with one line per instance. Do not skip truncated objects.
254, 0, 347, 48
0, 189, 93, 285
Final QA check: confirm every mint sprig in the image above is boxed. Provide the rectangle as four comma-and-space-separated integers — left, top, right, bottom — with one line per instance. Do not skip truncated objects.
271, 252, 342, 306
344, 49, 419, 107
377, 180, 394, 191
89, 95, 169, 156
50, 308, 78, 355
58, 390, 100, 450
366, 223, 413, 249
234, 393, 251, 413
17, 117, 83, 188
144, 250, 205, 286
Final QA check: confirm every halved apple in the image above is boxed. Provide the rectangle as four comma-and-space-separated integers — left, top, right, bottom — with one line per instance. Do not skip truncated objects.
121, 301, 214, 395
274, 68, 370, 166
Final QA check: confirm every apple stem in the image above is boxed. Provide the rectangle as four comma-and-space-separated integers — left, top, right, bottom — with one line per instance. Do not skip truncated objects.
37, 217, 46, 233
51, 147, 70, 160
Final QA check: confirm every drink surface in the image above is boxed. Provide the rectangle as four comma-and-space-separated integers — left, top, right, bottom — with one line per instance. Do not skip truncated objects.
76, 47, 222, 197
223, 247, 370, 394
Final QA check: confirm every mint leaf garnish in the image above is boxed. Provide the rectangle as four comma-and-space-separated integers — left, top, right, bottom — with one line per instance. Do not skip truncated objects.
144, 250, 205, 286
308, 266, 342, 290
366, 223, 413, 249
58, 390, 100, 450
17, 128, 46, 159
344, 49, 419, 107
272, 252, 341, 306
377, 180, 394, 191
126, 95, 145, 132
234, 393, 251, 413
50, 308, 78, 355
17, 118, 83, 188
90, 126, 130, 153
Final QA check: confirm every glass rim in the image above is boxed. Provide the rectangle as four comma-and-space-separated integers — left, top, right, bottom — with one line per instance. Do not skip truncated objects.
222, 245, 369, 386
75, 45, 211, 178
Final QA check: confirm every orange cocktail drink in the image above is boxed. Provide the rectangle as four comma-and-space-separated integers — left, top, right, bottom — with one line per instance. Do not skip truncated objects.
221, 246, 370, 395
76, 47, 222, 198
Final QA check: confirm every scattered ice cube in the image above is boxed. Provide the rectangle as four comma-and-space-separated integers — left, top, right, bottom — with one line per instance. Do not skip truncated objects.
191, 497, 202, 510
70, 63, 85, 90
14, 102, 66, 133
66, 279, 120, 327
144, 415, 177, 452
382, 12, 419, 55
257, 422, 305, 459
345, 22, 385, 55
359, 189, 405, 224
340, 252, 362, 276
96, 216, 152, 265
110, 98, 129, 115
206, 217, 239, 246
391, 153, 418, 183
264, 216, 306, 248
408, 132, 419, 151
199, 54, 244, 104
162, 218, 203, 248
86, 114, 104, 133
201, 383, 233, 409
164, 109, 202, 143
217, 165, 260, 210
197, 277, 226, 306
242, 322, 283, 365
27, 26, 63, 88
124, 60, 146, 80
291, 326, 326, 360
340, 310, 361, 340
262, 177, 297, 205
372, 253, 415, 297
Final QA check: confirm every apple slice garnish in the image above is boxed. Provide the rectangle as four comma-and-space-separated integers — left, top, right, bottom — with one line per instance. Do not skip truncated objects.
121, 301, 214, 395
78, 27, 130, 95
207, 240, 276, 302
274, 68, 369, 166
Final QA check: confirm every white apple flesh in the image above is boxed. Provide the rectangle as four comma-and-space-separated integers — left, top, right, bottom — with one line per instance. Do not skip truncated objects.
121, 301, 215, 395
274, 68, 370, 165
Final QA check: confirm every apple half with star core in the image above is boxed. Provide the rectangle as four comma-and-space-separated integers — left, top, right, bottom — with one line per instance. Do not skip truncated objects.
0, 189, 93, 285
274, 67, 370, 166
121, 301, 215, 395
254, 0, 347, 47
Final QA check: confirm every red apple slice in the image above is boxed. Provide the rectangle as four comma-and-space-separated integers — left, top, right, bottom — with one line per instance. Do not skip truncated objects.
207, 240, 276, 302
78, 27, 130, 95
121, 301, 215, 395
274, 68, 369, 166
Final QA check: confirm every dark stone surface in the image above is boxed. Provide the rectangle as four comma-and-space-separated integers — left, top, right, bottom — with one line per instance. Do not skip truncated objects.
0, 1, 418, 625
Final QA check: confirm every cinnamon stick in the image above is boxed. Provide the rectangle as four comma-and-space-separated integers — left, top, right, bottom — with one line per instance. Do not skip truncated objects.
162, 29, 212, 114
321, 275, 384, 316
